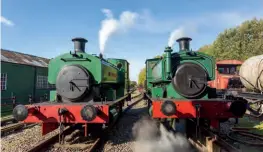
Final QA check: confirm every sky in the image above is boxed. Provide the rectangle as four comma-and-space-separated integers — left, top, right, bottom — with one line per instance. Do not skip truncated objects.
1, 0, 263, 82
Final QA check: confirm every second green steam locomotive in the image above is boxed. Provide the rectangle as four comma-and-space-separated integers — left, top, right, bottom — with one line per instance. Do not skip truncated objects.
145, 37, 216, 99
144, 37, 247, 133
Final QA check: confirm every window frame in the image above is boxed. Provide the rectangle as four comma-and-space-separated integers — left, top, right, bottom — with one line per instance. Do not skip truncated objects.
1, 73, 7, 90
36, 75, 55, 89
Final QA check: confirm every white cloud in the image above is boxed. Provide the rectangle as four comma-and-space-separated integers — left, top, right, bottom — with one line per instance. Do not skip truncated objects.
1, 16, 14, 26
133, 9, 263, 35
102, 9, 114, 18
192, 11, 263, 30
134, 10, 178, 34
119, 11, 138, 31
136, 9, 263, 48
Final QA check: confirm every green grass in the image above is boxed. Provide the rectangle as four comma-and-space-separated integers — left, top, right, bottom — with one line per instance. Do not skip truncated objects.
237, 116, 263, 135
1, 111, 12, 118
1, 105, 13, 117
254, 122, 263, 135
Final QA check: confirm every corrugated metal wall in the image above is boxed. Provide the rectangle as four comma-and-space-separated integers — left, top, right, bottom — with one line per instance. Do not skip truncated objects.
1, 62, 51, 116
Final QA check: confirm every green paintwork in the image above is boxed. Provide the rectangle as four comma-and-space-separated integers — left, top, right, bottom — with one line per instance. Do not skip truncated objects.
48, 52, 103, 84
107, 58, 130, 95
1, 62, 51, 116
49, 90, 57, 101
48, 52, 129, 102
145, 48, 215, 100
101, 61, 118, 83
104, 88, 116, 101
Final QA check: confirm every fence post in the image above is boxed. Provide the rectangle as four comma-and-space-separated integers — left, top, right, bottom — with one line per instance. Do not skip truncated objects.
12, 96, 16, 109
44, 93, 48, 101
29, 95, 32, 104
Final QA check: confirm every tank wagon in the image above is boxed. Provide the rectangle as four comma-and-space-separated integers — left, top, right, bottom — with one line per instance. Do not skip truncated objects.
12, 37, 131, 138
207, 55, 263, 104
239, 54, 263, 93
144, 37, 247, 133
225, 55, 263, 114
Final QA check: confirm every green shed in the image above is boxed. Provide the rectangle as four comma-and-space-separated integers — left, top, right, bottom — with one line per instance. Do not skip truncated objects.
1, 49, 54, 116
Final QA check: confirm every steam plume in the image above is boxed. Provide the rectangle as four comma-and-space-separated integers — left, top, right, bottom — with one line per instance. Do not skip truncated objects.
99, 9, 138, 54
1, 16, 14, 26
132, 116, 191, 152
168, 27, 185, 47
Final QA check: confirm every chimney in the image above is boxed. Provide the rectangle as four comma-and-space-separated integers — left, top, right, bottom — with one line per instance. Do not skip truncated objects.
99, 53, 103, 59
176, 37, 192, 51
72, 37, 88, 53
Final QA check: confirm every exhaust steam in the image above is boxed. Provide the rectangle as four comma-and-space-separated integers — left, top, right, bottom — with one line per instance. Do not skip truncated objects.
132, 116, 192, 152
99, 9, 138, 54
168, 27, 186, 47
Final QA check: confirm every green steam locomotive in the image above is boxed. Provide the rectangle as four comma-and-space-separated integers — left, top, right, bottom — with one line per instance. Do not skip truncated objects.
144, 37, 247, 133
13, 37, 132, 139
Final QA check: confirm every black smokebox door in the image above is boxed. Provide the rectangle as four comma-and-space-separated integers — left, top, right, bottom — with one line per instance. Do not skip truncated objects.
172, 62, 207, 98
56, 65, 90, 101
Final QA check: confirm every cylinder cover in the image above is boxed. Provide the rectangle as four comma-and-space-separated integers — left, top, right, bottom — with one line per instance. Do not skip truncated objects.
172, 62, 207, 98
56, 65, 90, 101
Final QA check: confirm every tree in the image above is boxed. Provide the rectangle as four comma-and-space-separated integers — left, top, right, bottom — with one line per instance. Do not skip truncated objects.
198, 18, 263, 61
197, 44, 214, 56
130, 81, 137, 89
138, 67, 146, 87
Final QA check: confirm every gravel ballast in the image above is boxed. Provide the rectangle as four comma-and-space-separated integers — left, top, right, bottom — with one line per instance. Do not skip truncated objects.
1, 96, 192, 152
1, 125, 59, 152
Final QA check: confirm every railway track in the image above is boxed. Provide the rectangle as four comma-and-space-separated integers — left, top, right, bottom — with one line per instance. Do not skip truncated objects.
188, 124, 263, 152
227, 127, 263, 146
26, 126, 71, 152
1, 122, 37, 135
188, 126, 241, 152
26, 93, 144, 152
1, 116, 16, 125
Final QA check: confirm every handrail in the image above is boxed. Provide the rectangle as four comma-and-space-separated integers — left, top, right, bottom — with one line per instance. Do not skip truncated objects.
0, 94, 49, 112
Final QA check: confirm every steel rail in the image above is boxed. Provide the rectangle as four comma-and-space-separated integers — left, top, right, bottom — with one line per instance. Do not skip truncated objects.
27, 126, 71, 152
1, 116, 15, 124
227, 127, 263, 146
186, 118, 240, 152
188, 127, 241, 152
86, 95, 144, 152
1, 122, 37, 135
1, 122, 24, 134
26, 92, 144, 152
